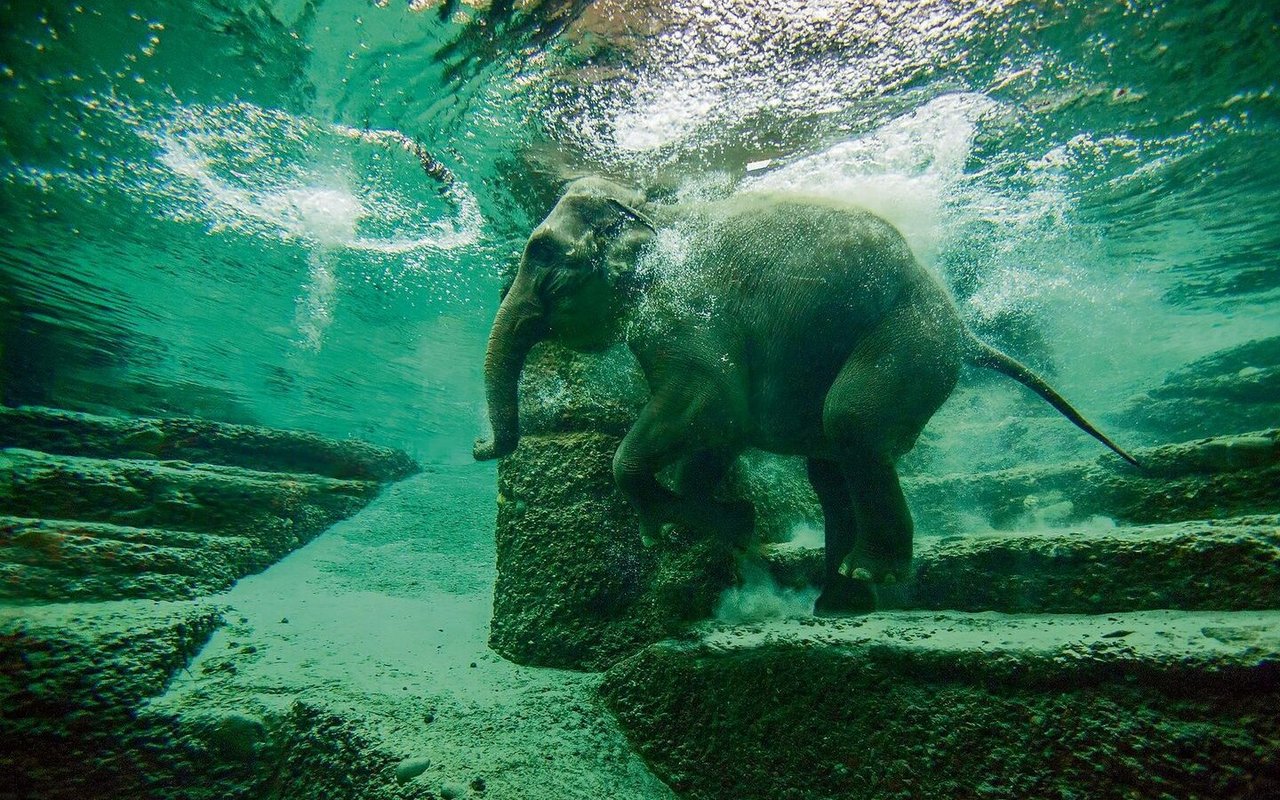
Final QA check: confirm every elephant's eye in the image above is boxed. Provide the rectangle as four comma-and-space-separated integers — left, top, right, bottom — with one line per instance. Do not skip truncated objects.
525, 236, 561, 265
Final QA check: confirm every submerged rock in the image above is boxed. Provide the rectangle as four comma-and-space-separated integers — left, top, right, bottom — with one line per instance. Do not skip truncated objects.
906, 428, 1280, 535
0, 450, 381, 602
0, 515, 252, 601
0, 406, 418, 481
1121, 336, 1280, 441
393, 755, 432, 783
0, 406, 431, 796
0, 601, 221, 800
762, 514, 1280, 614
0, 407, 417, 604
0, 449, 378, 541
492, 431, 736, 671
601, 610, 1280, 800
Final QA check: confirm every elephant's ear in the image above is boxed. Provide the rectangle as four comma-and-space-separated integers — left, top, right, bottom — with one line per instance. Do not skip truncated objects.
601, 223, 654, 287
606, 198, 657, 232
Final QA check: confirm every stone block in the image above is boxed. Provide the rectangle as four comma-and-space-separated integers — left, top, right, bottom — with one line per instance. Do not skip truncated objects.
601, 610, 1280, 800
0, 449, 378, 568
516, 343, 647, 438
0, 516, 255, 601
906, 429, 1280, 535
492, 432, 736, 671
1120, 336, 1280, 441
762, 515, 1280, 614
0, 600, 220, 800
0, 406, 418, 481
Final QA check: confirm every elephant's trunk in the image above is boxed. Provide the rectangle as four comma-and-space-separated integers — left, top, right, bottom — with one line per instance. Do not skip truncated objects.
474, 271, 544, 461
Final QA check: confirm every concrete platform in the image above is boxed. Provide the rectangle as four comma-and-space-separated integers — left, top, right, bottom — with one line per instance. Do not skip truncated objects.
602, 610, 1280, 800
0, 600, 221, 800
762, 514, 1280, 614
0, 406, 417, 481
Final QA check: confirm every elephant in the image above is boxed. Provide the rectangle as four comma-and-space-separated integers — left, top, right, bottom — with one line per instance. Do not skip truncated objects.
475, 175, 1139, 614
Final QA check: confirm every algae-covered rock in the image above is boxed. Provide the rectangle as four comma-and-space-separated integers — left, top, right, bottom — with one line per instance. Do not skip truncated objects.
724, 450, 821, 544
906, 428, 1280, 535
910, 515, 1280, 614
601, 610, 1280, 800
0, 516, 254, 601
0, 600, 221, 800
0, 449, 378, 569
763, 515, 1280, 614
516, 343, 648, 438
0, 407, 417, 604
492, 432, 736, 671
0, 406, 418, 481
1121, 336, 1280, 441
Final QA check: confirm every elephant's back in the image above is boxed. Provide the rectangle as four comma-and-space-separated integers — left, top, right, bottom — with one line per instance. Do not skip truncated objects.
707, 195, 932, 352
707, 194, 923, 316
699, 195, 957, 452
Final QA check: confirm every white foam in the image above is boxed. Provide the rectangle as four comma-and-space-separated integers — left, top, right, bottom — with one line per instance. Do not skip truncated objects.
739, 92, 998, 267
715, 560, 818, 623
138, 99, 484, 254
611, 78, 723, 152
786, 522, 825, 550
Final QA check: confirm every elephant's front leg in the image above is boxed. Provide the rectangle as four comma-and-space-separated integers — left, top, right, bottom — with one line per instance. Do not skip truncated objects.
612, 387, 752, 546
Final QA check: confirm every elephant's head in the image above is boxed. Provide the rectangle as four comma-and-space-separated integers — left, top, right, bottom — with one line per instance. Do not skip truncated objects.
474, 176, 655, 461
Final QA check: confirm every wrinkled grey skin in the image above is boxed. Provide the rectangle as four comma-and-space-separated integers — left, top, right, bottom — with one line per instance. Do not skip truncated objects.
476, 176, 1137, 614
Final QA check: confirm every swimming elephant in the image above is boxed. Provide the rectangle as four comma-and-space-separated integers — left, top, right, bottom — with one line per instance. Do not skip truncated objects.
475, 176, 1138, 614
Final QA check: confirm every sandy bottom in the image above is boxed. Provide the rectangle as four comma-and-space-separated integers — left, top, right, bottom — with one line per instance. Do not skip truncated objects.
155, 464, 674, 799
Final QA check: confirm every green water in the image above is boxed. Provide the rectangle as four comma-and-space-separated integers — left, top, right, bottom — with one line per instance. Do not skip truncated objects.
3, 2, 1279, 797
3, 0, 1276, 468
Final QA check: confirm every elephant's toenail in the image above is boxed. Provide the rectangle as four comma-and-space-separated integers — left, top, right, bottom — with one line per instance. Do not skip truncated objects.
641, 535, 657, 548
882, 572, 897, 585
851, 567, 873, 582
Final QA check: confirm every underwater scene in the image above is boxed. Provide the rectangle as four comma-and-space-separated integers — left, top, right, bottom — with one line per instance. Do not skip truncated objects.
2, 0, 1278, 797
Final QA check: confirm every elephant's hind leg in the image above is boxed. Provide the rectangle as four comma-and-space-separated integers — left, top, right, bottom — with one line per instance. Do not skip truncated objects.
807, 457, 875, 615
613, 387, 752, 546
838, 456, 913, 584
821, 297, 960, 585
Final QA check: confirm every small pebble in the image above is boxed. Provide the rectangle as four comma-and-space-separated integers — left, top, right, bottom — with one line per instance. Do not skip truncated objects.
394, 756, 431, 784
471, 777, 487, 792
280, 617, 289, 624
470, 662, 477, 668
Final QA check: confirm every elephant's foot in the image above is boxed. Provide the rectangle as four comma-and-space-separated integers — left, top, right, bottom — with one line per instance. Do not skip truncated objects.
814, 573, 876, 616
837, 549, 911, 585
639, 518, 674, 548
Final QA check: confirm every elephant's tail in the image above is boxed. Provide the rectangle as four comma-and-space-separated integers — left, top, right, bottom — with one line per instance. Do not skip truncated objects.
965, 338, 1142, 468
